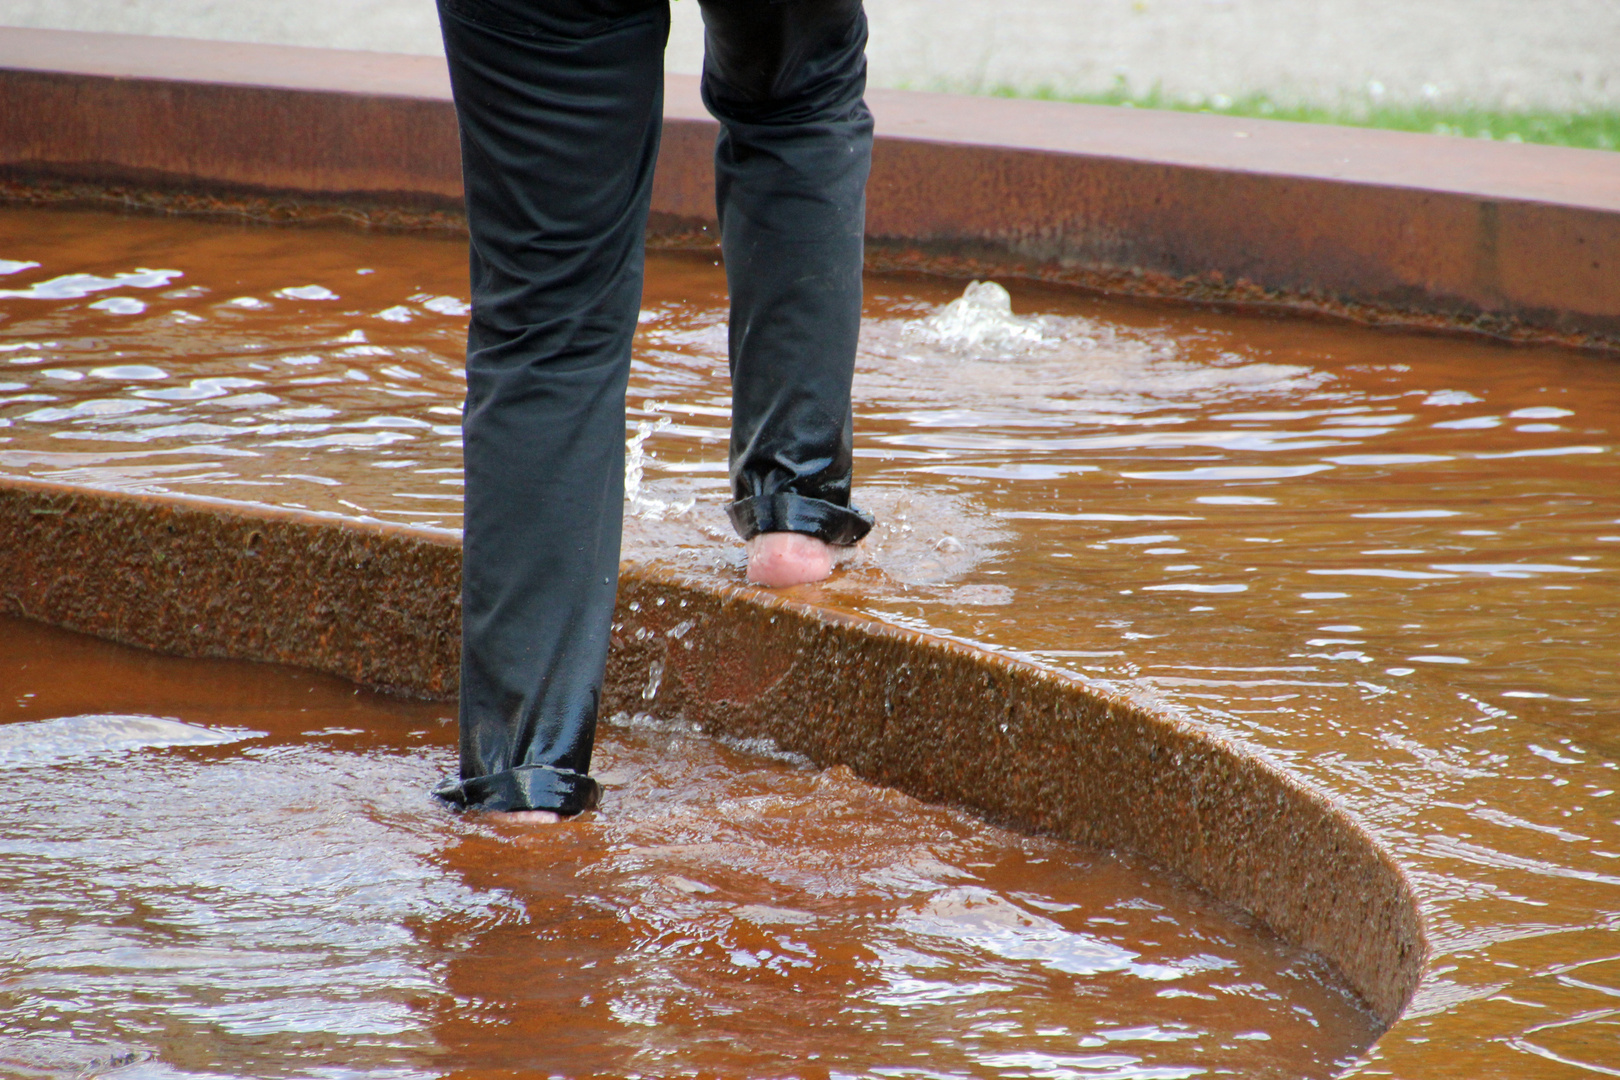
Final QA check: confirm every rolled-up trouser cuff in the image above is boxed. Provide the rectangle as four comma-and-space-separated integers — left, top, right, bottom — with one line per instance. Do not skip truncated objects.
727, 492, 873, 546
433, 764, 602, 816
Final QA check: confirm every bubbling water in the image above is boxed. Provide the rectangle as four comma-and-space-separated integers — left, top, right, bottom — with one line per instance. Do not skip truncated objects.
902, 279, 1048, 354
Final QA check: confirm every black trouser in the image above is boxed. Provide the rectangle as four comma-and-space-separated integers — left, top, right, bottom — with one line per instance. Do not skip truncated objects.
432, 0, 873, 814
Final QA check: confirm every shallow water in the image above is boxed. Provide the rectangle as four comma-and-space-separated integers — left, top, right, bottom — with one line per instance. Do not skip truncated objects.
0, 613, 1372, 1079
2, 207, 1619, 1075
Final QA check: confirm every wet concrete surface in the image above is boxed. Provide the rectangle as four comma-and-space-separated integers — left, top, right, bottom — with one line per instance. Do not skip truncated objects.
2, 207, 1619, 1075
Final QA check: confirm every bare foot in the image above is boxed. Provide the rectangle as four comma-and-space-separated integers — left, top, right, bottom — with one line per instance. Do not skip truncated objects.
498, 809, 562, 824
747, 531, 835, 587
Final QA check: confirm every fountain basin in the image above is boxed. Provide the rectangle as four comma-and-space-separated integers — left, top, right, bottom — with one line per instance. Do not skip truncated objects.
4, 26, 1620, 1078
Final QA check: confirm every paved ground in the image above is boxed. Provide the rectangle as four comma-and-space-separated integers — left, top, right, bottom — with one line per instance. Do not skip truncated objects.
0, 0, 1614, 111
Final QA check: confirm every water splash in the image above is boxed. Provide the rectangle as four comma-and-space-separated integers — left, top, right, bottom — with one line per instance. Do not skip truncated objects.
903, 280, 1046, 355
625, 416, 695, 521
878, 280, 1326, 402
838, 486, 1008, 587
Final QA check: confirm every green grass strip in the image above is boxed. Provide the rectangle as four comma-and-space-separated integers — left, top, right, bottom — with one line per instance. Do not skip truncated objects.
984, 85, 1620, 153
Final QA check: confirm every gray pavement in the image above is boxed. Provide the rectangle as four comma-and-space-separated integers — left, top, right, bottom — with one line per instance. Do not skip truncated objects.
0, 0, 1614, 111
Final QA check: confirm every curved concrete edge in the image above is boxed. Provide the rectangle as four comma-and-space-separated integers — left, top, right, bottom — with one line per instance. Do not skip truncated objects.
0, 478, 463, 696
607, 571, 1426, 1030
0, 475, 1426, 1033
3, 27, 1620, 351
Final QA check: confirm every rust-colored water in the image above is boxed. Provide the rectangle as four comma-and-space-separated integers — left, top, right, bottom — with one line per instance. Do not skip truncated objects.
3, 207, 1619, 1076
0, 612, 1369, 1078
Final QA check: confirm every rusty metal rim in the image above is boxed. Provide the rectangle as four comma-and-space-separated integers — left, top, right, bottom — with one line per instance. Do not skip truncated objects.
3, 27, 1620, 354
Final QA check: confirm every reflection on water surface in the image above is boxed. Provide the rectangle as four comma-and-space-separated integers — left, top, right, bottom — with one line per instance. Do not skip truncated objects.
2, 207, 1619, 1076
0, 615, 1370, 1078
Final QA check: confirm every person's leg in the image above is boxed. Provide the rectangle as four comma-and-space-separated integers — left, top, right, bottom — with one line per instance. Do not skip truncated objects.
432, 0, 667, 816
697, 0, 875, 585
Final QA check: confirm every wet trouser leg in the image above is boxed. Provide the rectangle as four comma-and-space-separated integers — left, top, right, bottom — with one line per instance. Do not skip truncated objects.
434, 0, 871, 814
432, 0, 665, 815
704, 0, 875, 544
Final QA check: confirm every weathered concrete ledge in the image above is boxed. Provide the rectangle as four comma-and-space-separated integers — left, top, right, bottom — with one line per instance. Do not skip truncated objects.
0, 476, 1424, 1033
2, 28, 1619, 350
